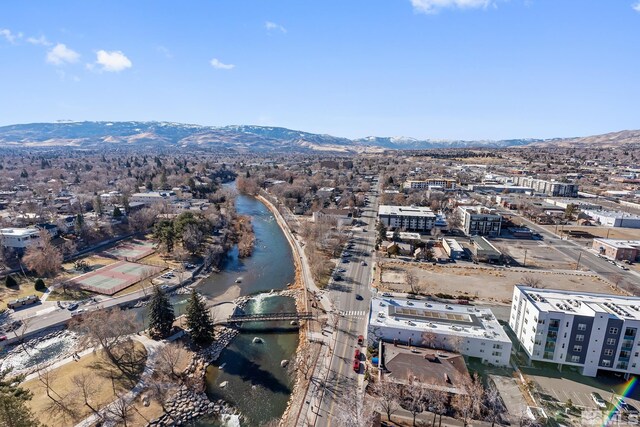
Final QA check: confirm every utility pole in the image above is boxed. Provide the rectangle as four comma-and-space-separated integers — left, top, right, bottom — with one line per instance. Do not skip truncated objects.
523, 249, 527, 267
576, 252, 582, 271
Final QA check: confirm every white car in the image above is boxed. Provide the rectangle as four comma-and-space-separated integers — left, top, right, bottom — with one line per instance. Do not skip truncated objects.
591, 392, 607, 409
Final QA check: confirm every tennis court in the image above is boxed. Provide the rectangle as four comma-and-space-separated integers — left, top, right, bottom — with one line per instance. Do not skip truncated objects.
65, 260, 162, 295
102, 240, 156, 261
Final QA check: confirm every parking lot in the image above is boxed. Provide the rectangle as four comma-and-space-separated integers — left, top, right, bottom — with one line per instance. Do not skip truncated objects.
524, 366, 640, 412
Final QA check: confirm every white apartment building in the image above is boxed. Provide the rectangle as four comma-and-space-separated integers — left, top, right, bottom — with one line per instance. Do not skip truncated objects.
378, 205, 436, 232
403, 179, 457, 190
130, 191, 177, 205
442, 238, 464, 259
458, 205, 502, 236
369, 297, 512, 366
510, 285, 640, 378
0, 228, 41, 251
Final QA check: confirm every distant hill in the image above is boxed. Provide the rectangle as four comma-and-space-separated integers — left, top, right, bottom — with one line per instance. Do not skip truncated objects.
527, 129, 640, 148
0, 121, 636, 152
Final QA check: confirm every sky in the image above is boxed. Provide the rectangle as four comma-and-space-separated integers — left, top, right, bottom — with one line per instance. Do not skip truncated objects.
1, 0, 639, 140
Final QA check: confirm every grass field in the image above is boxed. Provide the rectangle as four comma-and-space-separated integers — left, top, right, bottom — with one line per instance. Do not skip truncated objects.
22, 340, 147, 427
0, 275, 45, 309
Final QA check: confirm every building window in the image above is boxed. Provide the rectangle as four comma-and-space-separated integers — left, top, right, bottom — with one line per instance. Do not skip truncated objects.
602, 360, 611, 367
604, 349, 614, 356
571, 355, 580, 363
610, 327, 619, 335
492, 351, 502, 357
577, 323, 587, 331
607, 338, 617, 346
576, 334, 584, 342
573, 345, 582, 352
493, 344, 502, 349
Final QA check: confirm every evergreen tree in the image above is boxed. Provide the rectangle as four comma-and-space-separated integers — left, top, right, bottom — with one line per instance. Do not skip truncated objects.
34, 278, 46, 291
0, 368, 41, 427
185, 290, 214, 346
5, 275, 17, 288
147, 286, 175, 339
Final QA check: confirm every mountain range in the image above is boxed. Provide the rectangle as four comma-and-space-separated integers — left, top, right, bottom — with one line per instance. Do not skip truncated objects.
0, 121, 637, 152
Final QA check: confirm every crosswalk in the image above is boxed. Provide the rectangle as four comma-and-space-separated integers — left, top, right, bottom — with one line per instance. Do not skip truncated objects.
339, 310, 367, 318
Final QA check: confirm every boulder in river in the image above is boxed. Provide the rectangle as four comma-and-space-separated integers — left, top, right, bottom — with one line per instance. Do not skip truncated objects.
280, 359, 289, 367
219, 381, 228, 388
252, 337, 263, 344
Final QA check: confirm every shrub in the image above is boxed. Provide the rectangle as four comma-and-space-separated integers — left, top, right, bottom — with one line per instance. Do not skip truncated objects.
34, 278, 46, 291
5, 275, 18, 288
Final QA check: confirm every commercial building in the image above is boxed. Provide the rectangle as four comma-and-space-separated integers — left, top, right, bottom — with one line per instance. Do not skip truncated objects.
469, 184, 533, 194
378, 205, 436, 232
458, 205, 502, 236
512, 177, 579, 197
403, 179, 457, 190
369, 297, 512, 366
544, 198, 602, 211
442, 238, 464, 259
510, 286, 640, 377
470, 236, 502, 263
130, 191, 177, 205
592, 239, 640, 262
582, 209, 640, 229
312, 208, 354, 228
0, 227, 41, 252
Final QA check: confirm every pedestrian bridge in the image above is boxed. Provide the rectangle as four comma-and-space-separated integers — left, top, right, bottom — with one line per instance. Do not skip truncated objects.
222, 311, 314, 324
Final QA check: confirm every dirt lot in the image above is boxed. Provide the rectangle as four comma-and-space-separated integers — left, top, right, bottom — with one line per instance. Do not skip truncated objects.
493, 239, 577, 270
377, 261, 621, 304
541, 225, 640, 240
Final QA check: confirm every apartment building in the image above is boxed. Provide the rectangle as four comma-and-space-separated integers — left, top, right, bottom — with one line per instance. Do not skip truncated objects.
369, 297, 512, 366
0, 227, 41, 253
458, 205, 502, 236
130, 191, 177, 205
510, 285, 640, 377
403, 179, 457, 190
512, 177, 579, 197
378, 205, 436, 232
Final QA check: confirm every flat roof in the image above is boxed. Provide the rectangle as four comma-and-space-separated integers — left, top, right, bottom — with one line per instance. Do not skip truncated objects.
370, 297, 510, 343
0, 228, 40, 237
378, 205, 436, 218
471, 236, 501, 253
516, 285, 640, 320
583, 209, 640, 220
593, 238, 640, 249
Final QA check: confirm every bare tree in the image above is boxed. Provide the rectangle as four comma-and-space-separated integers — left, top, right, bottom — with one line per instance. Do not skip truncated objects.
335, 384, 377, 427
72, 372, 102, 417
373, 379, 402, 422
429, 389, 449, 427
452, 373, 485, 426
521, 275, 541, 288
484, 382, 507, 427
156, 342, 189, 380
292, 341, 316, 380
106, 397, 134, 427
70, 308, 139, 373
22, 230, 63, 277
36, 366, 77, 423
402, 374, 427, 426
421, 331, 438, 350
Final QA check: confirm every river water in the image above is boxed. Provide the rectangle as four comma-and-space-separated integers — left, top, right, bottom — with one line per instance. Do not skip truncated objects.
193, 193, 298, 426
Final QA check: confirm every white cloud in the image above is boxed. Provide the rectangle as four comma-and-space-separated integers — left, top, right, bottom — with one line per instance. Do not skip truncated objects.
46, 43, 80, 65
27, 35, 52, 46
633, 2, 640, 12
410, 0, 493, 14
210, 58, 235, 70
93, 50, 132, 72
0, 28, 22, 44
265, 21, 287, 33
156, 45, 173, 59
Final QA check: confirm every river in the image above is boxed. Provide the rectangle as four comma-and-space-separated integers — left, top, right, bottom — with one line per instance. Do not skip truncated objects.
193, 192, 298, 426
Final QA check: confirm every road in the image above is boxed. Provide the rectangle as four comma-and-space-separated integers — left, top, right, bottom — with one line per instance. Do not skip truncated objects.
312, 179, 381, 426
499, 208, 640, 295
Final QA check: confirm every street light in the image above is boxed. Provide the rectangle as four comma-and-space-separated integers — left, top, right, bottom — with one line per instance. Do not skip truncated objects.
523, 249, 527, 267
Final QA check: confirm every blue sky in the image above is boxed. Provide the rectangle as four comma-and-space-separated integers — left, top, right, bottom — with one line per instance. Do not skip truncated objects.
1, 0, 639, 140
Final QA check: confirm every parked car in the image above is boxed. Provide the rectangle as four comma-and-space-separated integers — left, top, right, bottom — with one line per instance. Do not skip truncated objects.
355, 294, 363, 300
0, 335, 7, 341
354, 349, 361, 360
591, 392, 607, 409
357, 335, 364, 346
353, 359, 360, 372
67, 303, 79, 311
361, 261, 367, 266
